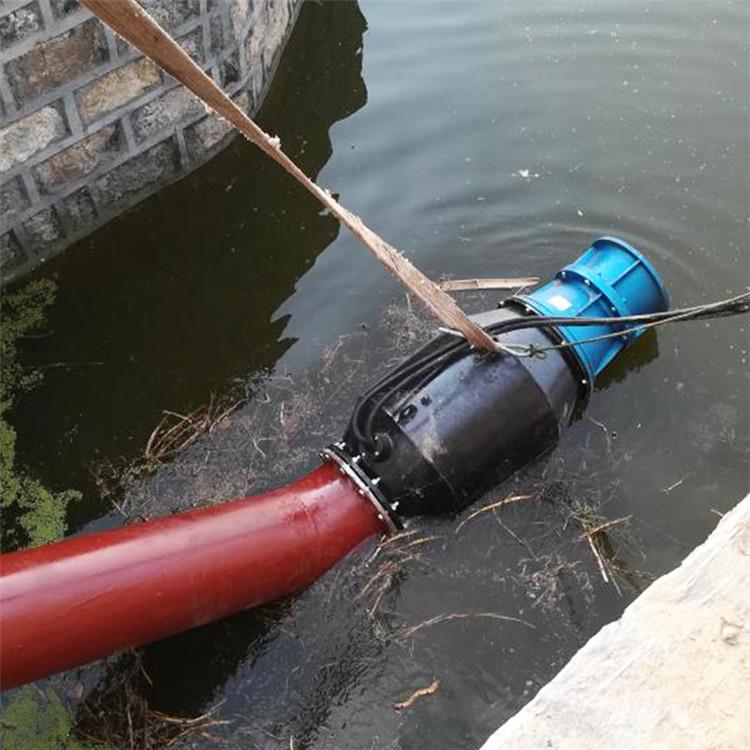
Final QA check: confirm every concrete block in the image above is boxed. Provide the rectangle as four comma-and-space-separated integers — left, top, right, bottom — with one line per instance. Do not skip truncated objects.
177, 26, 204, 65
220, 51, 241, 87
76, 58, 161, 125
5, 19, 108, 103
209, 13, 225, 53
132, 87, 203, 142
266, 0, 290, 50
50, 0, 82, 19
113, 4, 199, 56
0, 2, 43, 49
96, 138, 178, 206
243, 2, 267, 71
0, 103, 67, 172
184, 93, 249, 160
33, 123, 121, 193
62, 186, 96, 229
0, 231, 27, 272
260, 0, 290, 74
0, 177, 30, 224
185, 113, 231, 159
229, 0, 250, 36
261, 0, 290, 73
136, 0, 199, 30
235, 89, 251, 115
23, 206, 62, 245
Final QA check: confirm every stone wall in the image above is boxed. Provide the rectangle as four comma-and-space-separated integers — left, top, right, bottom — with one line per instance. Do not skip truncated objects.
0, 0, 302, 284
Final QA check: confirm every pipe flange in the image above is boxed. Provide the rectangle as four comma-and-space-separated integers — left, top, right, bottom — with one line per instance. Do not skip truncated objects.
321, 445, 401, 534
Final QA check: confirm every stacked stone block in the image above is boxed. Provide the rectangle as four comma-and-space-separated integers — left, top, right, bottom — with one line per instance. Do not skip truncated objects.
0, 0, 302, 283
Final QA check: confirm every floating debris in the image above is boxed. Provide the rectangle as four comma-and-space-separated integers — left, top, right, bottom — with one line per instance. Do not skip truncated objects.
393, 679, 441, 711
514, 168, 540, 180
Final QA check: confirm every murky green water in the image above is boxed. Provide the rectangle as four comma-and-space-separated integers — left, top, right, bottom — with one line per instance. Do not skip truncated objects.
10, 1, 749, 747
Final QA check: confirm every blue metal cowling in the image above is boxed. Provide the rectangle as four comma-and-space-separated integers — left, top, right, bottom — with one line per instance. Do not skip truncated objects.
519, 236, 670, 380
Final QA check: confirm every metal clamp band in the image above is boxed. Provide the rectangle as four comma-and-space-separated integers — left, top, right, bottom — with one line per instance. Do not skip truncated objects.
321, 446, 401, 534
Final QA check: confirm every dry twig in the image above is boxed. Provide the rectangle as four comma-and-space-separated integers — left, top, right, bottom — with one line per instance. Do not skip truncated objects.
438, 277, 539, 292
587, 536, 610, 583
377, 529, 420, 548
144, 396, 244, 463
393, 679, 441, 710
402, 611, 534, 637
577, 514, 632, 541
455, 494, 534, 533
389, 535, 440, 553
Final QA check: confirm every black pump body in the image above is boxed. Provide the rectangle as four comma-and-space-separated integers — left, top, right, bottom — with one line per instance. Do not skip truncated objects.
335, 305, 585, 524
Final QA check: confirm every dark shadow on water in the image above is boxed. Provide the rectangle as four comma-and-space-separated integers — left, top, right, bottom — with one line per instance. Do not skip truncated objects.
141, 601, 291, 717
11, 0, 369, 531
594, 329, 660, 390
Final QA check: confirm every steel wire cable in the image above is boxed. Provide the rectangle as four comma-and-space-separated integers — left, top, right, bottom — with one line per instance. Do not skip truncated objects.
348, 291, 750, 452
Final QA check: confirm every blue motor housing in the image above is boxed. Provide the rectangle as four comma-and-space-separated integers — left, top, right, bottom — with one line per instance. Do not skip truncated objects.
518, 236, 669, 380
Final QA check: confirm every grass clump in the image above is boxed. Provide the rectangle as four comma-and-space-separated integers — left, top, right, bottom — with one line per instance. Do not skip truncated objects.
1, 687, 101, 750
0, 282, 93, 748
0, 279, 81, 549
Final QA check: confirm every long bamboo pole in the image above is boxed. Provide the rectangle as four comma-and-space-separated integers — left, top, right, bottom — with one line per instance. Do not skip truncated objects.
80, 0, 497, 352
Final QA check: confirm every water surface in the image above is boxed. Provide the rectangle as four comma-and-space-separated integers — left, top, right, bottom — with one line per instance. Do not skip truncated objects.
11, 1, 749, 747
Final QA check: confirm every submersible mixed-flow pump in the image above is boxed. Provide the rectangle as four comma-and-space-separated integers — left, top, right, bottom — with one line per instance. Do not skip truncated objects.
0, 237, 670, 690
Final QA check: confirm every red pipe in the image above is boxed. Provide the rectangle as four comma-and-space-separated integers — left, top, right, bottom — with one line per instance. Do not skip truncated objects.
0, 463, 385, 691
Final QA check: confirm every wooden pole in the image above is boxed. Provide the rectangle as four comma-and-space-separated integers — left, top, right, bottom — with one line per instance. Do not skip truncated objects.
80, 0, 497, 352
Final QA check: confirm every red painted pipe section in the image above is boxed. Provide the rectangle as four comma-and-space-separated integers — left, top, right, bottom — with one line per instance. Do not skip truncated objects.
0, 463, 385, 691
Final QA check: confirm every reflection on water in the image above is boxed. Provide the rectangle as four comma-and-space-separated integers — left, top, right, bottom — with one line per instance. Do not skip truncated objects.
8, 0, 749, 748
13, 2, 368, 527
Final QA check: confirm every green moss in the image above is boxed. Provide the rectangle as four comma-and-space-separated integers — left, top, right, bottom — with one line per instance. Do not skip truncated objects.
0, 283, 103, 746
0, 687, 100, 750
0, 280, 55, 402
0, 279, 81, 549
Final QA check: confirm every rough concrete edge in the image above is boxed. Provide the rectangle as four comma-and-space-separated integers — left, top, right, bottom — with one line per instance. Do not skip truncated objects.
480, 492, 750, 750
